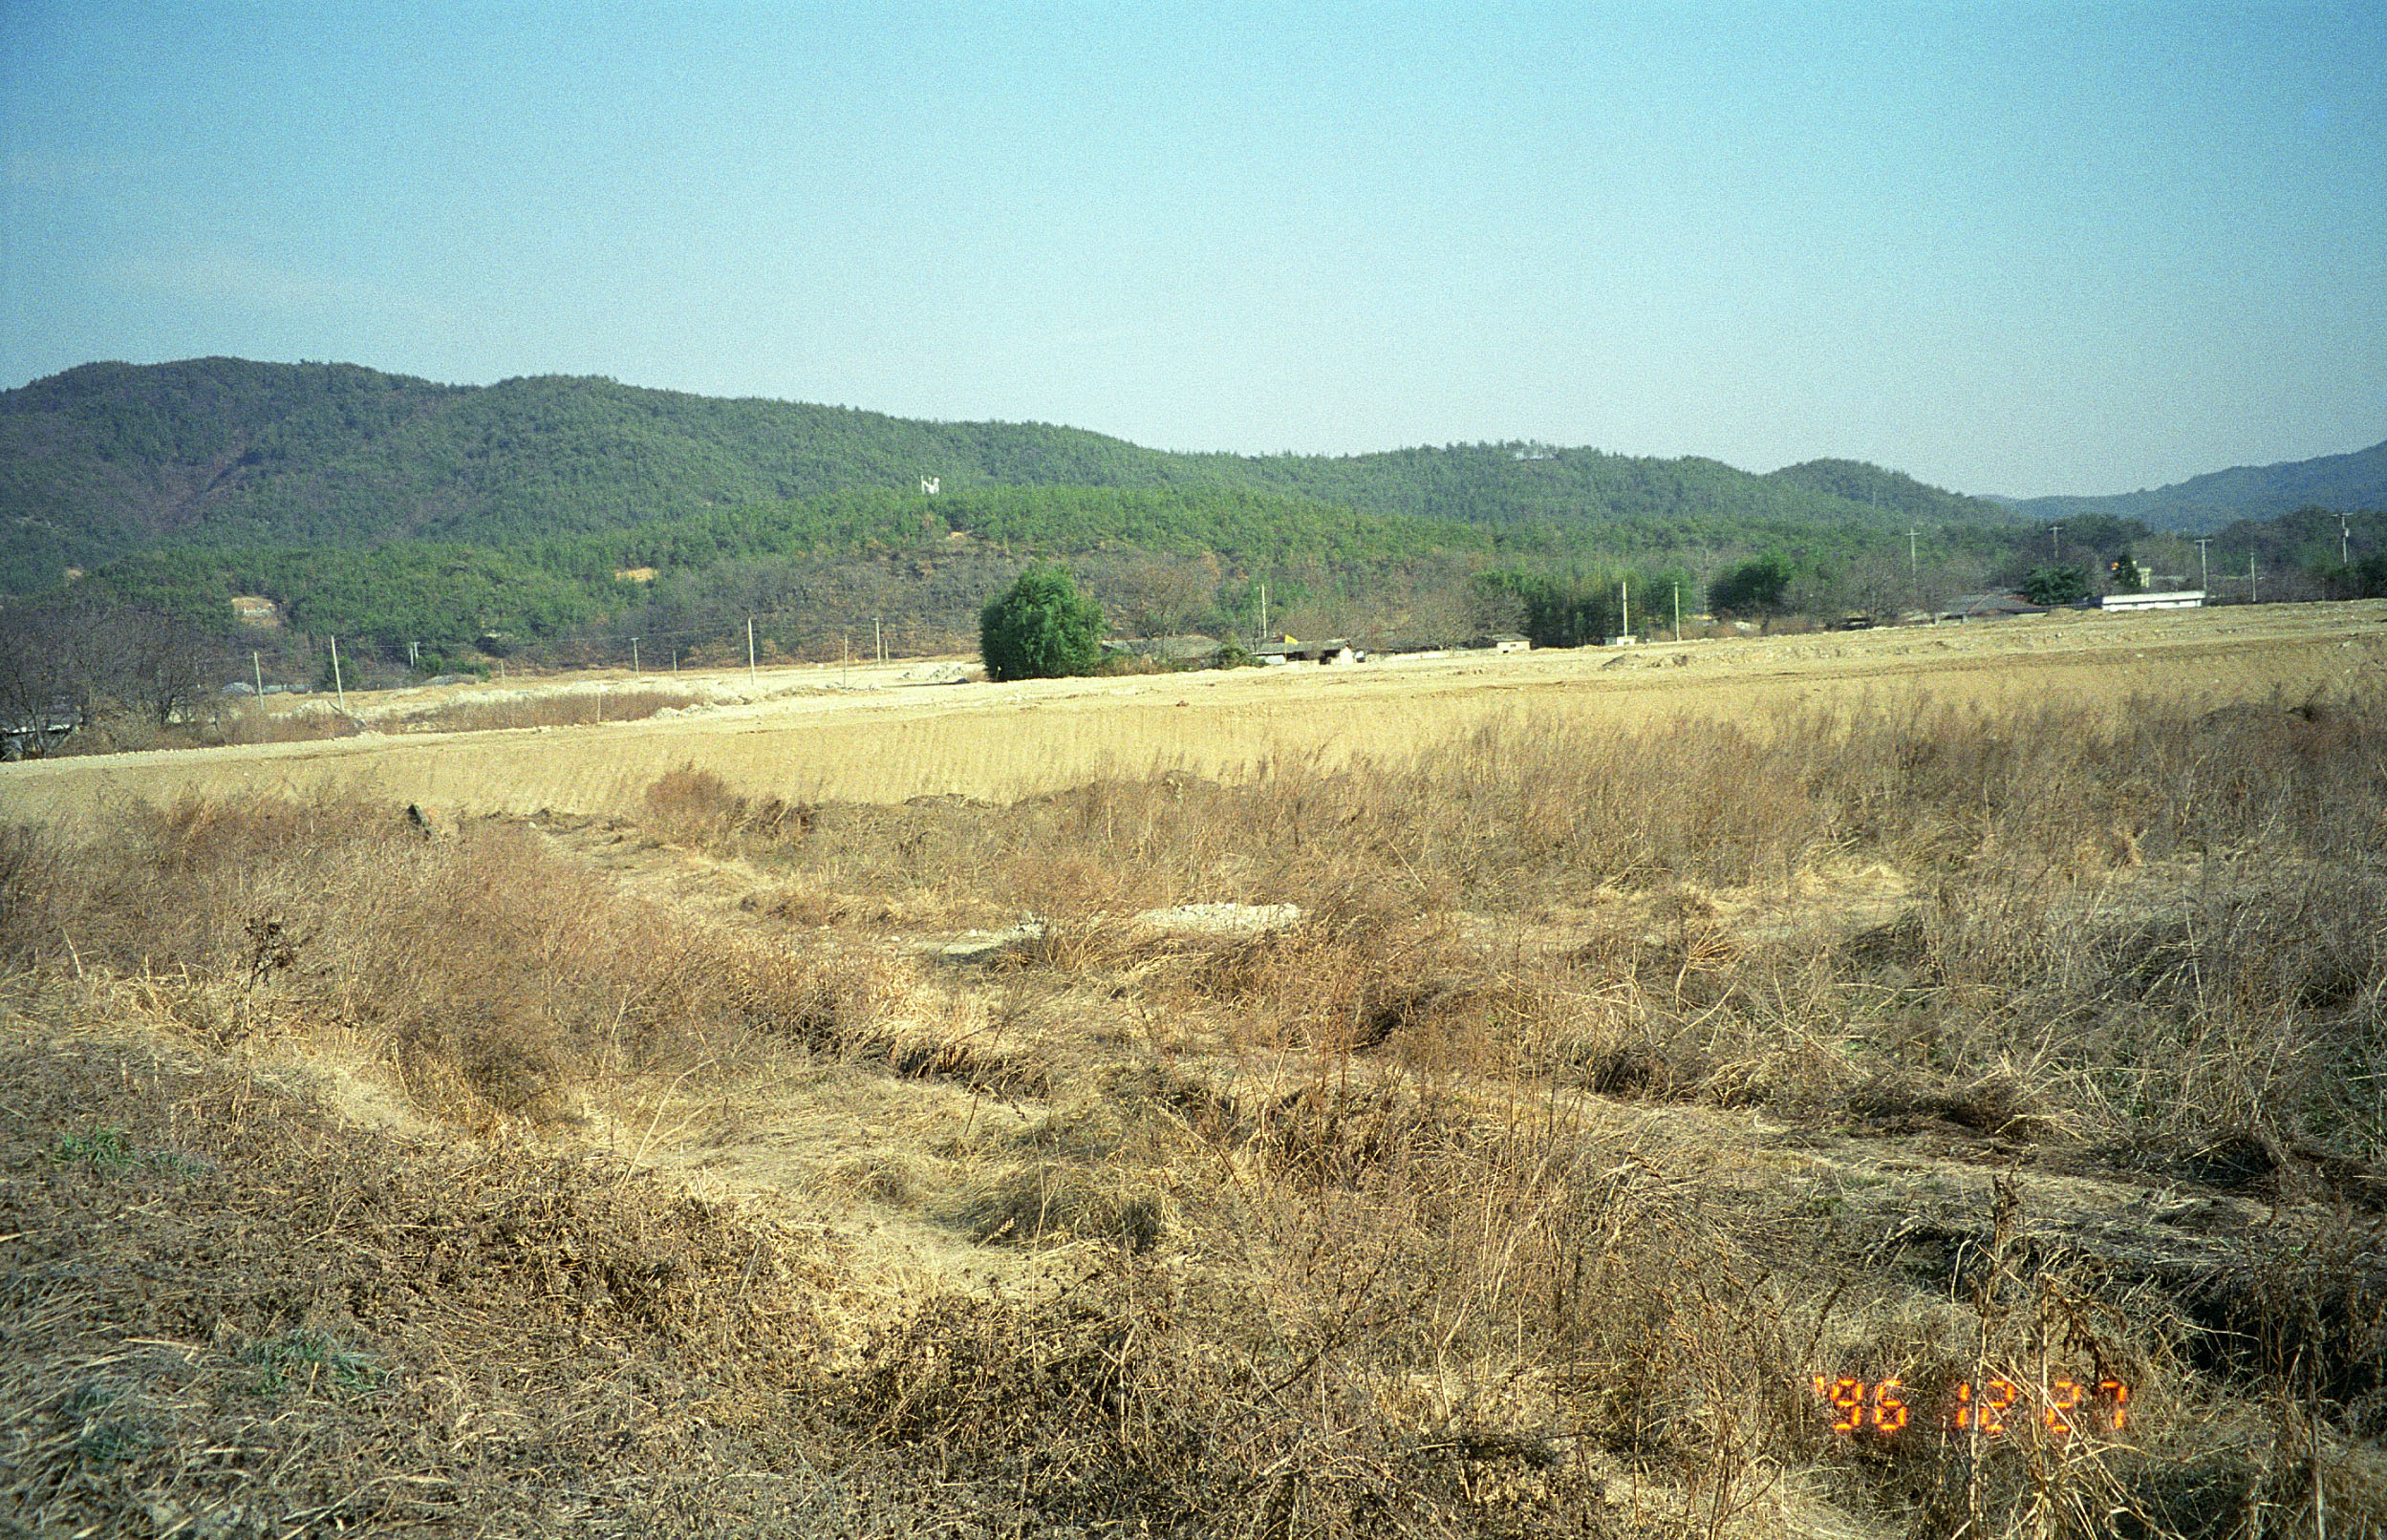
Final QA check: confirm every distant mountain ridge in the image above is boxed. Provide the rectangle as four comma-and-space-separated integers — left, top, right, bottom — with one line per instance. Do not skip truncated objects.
1, 356, 2012, 592
2004, 438, 2387, 534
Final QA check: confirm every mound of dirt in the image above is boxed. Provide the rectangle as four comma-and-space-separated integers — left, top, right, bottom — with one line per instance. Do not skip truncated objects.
0, 1028, 857, 1536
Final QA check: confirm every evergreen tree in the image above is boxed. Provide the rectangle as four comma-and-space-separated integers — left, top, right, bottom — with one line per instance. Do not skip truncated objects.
1709, 555, 1794, 616
979, 565, 1105, 681
2021, 564, 2095, 605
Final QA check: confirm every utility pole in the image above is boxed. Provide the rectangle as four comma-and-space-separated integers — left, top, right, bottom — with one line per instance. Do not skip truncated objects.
330, 635, 346, 711
2343, 513, 2354, 573
2194, 538, 2212, 595
1673, 583, 1682, 642
1258, 582, 1269, 642
1620, 579, 1630, 640
746, 616, 757, 684
2049, 524, 2063, 564
252, 650, 264, 701
2249, 554, 2258, 605
1908, 528, 1920, 579
631, 636, 639, 674
874, 615, 883, 663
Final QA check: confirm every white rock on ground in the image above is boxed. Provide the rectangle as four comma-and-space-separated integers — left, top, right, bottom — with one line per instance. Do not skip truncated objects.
934, 903, 1300, 962
1133, 902, 1301, 934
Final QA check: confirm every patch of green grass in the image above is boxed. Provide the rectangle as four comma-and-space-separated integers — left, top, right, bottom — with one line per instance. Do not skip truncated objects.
144, 1147, 214, 1178
49, 1125, 136, 1171
62, 1381, 147, 1465
60, 1381, 119, 1418
243, 1329, 388, 1398
47, 1124, 215, 1178
75, 1419, 147, 1464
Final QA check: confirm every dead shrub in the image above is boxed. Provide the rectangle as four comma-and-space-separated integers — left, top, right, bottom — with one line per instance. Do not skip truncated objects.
837, 1018, 1053, 1098
746, 882, 849, 927
1579, 1040, 1713, 1102
14, 792, 865, 1131
1179, 908, 1463, 1053
1845, 1068, 2054, 1140
0, 1030, 848, 1537
0, 823, 62, 966
952, 1162, 1175, 1250
642, 762, 806, 851
1248, 1078, 1479, 1189
208, 706, 360, 747
397, 686, 708, 734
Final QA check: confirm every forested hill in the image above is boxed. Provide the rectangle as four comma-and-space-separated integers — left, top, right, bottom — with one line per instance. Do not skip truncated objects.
1764, 459, 2014, 526
2, 356, 2013, 591
2005, 438, 2387, 534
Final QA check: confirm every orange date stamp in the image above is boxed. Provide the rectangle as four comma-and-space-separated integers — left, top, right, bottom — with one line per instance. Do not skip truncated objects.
1813, 1376, 2129, 1437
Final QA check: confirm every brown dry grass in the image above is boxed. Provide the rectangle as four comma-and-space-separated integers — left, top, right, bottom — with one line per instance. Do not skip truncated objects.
0, 1030, 873, 1534
385, 686, 708, 735
662, 688, 2387, 1166
204, 707, 361, 749
43, 687, 716, 761
39, 702, 360, 757
7, 600, 2376, 826
5, 679, 2385, 1537
0, 793, 843, 1133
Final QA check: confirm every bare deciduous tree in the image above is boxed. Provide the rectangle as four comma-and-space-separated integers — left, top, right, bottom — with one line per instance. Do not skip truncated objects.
1100, 554, 1220, 638
117, 609, 226, 727
0, 600, 95, 734
0, 597, 228, 745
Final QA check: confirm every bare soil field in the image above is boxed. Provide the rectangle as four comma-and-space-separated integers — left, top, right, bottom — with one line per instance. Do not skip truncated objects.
4, 601, 2384, 1537
5, 601, 2382, 825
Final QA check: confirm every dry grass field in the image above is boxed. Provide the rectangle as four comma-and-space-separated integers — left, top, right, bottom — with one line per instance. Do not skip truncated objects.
4, 601, 2381, 826
3, 601, 2384, 1538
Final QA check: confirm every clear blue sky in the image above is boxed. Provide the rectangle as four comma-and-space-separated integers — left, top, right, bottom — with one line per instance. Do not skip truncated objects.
4, 2, 2381, 497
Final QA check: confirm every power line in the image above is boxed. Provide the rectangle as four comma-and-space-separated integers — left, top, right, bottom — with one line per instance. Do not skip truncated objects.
234, 601, 948, 658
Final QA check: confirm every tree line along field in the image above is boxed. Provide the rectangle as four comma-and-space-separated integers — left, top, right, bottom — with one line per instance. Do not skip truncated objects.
1, 599, 2381, 1537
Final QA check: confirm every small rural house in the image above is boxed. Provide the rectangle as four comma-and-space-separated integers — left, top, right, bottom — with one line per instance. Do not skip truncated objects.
1254, 636, 1359, 665
1941, 593, 2050, 621
2099, 589, 2205, 611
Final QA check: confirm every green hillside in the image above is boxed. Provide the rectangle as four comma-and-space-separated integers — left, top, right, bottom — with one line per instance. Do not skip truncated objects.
2, 356, 2012, 593
1765, 459, 2013, 525
79, 483, 1502, 652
